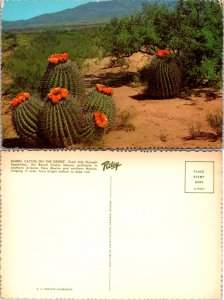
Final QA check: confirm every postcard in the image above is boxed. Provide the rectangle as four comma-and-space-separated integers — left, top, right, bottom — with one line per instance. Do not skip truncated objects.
1, 150, 222, 299
1, 0, 223, 149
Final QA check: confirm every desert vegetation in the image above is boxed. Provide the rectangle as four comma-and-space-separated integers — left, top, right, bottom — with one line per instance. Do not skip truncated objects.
102, 0, 222, 87
2, 27, 103, 95
2, 0, 223, 148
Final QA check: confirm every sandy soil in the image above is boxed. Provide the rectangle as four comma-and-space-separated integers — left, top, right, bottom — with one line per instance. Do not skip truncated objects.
2, 52, 223, 149
83, 53, 223, 149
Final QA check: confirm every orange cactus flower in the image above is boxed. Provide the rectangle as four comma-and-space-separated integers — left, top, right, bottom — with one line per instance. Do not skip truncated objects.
94, 111, 108, 128
103, 87, 113, 96
17, 95, 26, 102
60, 88, 69, 99
48, 87, 69, 103
11, 92, 30, 107
11, 98, 20, 107
163, 49, 171, 55
60, 53, 69, 62
18, 92, 30, 99
95, 84, 114, 96
156, 50, 163, 57
48, 53, 69, 65
17, 92, 30, 100
48, 57, 58, 64
96, 83, 104, 92
156, 49, 171, 58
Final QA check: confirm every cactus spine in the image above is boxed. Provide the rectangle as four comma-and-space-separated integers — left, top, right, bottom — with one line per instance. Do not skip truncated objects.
40, 56, 85, 102
84, 89, 115, 128
147, 51, 182, 99
12, 94, 44, 146
11, 52, 117, 148
78, 112, 105, 144
39, 91, 83, 148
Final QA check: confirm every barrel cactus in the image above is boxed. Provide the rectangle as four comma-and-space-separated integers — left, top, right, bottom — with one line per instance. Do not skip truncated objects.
84, 84, 116, 128
40, 53, 85, 102
11, 92, 44, 147
146, 49, 182, 99
39, 88, 83, 148
78, 111, 107, 144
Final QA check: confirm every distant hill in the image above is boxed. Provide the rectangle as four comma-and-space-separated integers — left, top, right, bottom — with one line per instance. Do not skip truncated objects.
3, 0, 176, 31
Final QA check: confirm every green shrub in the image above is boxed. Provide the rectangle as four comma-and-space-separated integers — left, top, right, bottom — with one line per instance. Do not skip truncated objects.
101, 0, 222, 88
7, 46, 46, 92
3, 27, 103, 95
2, 32, 18, 51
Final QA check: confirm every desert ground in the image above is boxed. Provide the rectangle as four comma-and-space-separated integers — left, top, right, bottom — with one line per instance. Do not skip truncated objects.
2, 52, 222, 149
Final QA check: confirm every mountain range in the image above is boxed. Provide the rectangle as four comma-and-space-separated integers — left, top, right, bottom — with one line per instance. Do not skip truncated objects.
3, 0, 176, 30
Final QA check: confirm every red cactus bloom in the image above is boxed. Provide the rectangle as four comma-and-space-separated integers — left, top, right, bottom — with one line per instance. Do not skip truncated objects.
48, 53, 69, 64
96, 84, 105, 93
11, 98, 20, 107
48, 88, 69, 103
95, 84, 114, 96
94, 111, 108, 128
11, 92, 30, 107
103, 87, 113, 96
156, 49, 171, 58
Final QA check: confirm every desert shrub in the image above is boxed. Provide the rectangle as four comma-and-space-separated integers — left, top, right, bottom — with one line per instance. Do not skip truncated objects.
131, 74, 142, 86
2, 84, 22, 96
102, 10, 160, 58
101, 0, 222, 88
188, 122, 201, 139
3, 27, 103, 95
3, 32, 16, 39
113, 110, 135, 132
2, 32, 18, 51
174, 0, 222, 87
207, 111, 223, 136
7, 46, 46, 92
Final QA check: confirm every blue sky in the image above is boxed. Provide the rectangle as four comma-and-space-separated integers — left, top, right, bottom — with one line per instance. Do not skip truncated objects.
2, 0, 105, 21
